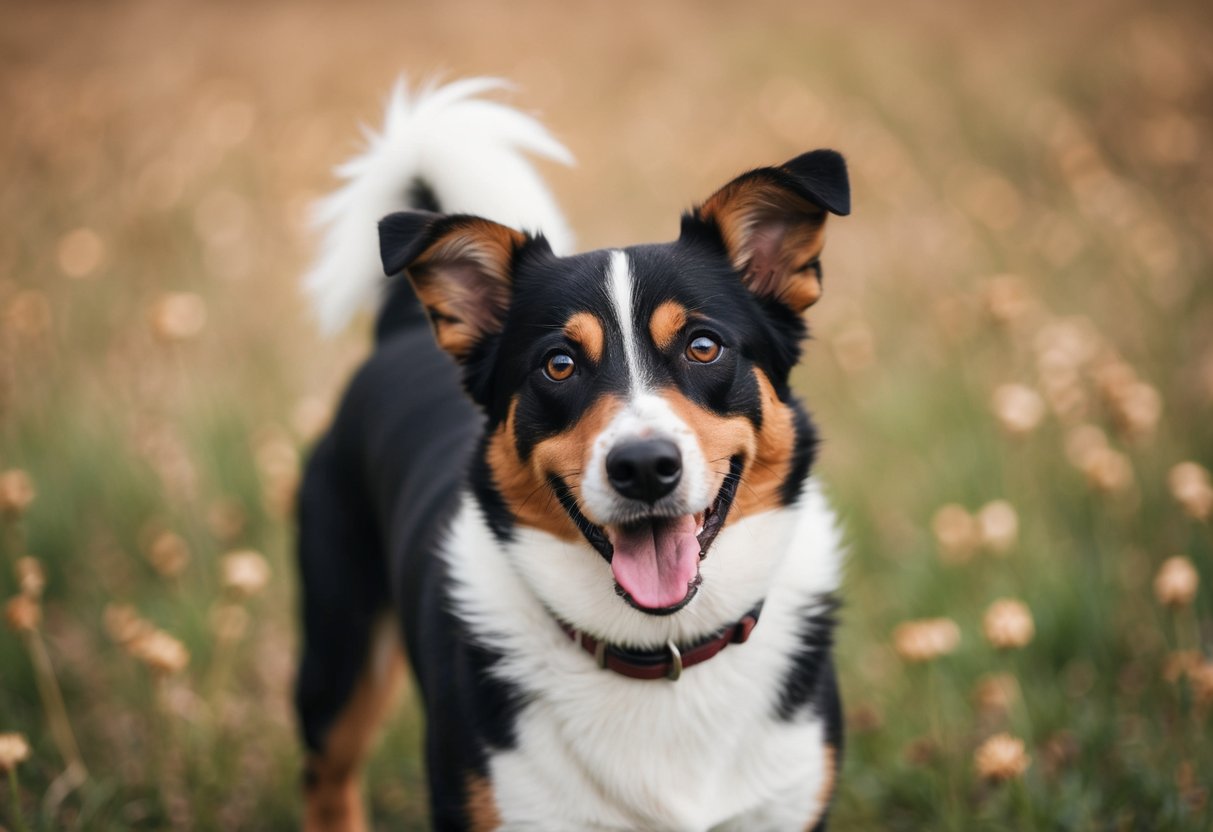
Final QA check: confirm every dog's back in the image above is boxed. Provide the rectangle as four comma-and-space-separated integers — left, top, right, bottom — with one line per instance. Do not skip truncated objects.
295, 79, 576, 830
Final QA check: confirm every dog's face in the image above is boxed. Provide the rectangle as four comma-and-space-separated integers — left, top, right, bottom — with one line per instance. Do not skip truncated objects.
381, 151, 849, 617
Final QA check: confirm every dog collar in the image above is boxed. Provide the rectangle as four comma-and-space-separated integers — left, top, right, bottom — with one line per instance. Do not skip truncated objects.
558, 603, 763, 682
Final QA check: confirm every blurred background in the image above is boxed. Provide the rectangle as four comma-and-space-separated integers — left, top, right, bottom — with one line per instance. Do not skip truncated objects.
2, 0, 1211, 828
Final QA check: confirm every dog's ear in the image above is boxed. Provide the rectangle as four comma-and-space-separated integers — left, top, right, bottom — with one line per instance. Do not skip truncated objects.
692, 150, 850, 313
379, 211, 530, 359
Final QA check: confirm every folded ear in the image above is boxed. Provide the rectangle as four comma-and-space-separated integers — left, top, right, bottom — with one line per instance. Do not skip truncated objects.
379, 212, 530, 359
693, 149, 850, 313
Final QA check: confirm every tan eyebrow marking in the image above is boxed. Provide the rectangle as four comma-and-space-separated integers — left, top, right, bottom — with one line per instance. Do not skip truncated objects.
649, 300, 688, 351
564, 312, 604, 363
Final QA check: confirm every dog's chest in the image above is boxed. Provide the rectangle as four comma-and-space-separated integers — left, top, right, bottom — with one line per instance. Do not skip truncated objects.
441, 488, 843, 830
484, 645, 831, 831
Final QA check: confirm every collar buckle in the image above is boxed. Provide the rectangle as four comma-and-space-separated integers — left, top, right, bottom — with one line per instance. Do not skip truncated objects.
665, 640, 683, 682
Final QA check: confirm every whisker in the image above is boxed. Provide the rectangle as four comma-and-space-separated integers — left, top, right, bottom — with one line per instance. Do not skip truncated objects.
707, 467, 758, 500
746, 457, 781, 477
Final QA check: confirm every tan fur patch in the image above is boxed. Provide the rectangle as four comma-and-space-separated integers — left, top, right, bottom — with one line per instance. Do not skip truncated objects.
304, 622, 405, 832
661, 369, 796, 521
465, 773, 502, 831
737, 369, 796, 518
486, 395, 625, 537
699, 177, 829, 313
564, 312, 605, 364
661, 389, 757, 509
408, 220, 526, 357
803, 744, 838, 831
411, 290, 479, 356
649, 300, 688, 351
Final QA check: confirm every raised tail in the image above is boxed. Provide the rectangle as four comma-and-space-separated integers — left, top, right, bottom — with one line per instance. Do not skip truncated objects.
302, 77, 575, 335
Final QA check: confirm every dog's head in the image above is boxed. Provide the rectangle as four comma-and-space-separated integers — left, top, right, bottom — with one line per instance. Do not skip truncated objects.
381, 151, 849, 622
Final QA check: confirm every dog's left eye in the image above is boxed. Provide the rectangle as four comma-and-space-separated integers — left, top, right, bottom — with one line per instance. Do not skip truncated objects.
544, 351, 576, 381
685, 335, 722, 364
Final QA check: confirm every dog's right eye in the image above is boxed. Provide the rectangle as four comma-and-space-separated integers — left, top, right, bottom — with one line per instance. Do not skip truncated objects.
544, 351, 576, 381
685, 334, 722, 364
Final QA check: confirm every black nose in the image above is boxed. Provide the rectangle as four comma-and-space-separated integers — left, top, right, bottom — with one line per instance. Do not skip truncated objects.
605, 439, 682, 503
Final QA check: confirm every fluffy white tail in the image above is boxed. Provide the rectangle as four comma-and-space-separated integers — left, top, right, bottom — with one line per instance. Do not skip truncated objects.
302, 77, 575, 335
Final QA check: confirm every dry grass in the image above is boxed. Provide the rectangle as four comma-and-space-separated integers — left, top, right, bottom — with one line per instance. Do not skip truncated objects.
2, 0, 1211, 828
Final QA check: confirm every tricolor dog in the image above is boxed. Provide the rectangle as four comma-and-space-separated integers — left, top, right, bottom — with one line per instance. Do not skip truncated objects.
295, 78, 850, 832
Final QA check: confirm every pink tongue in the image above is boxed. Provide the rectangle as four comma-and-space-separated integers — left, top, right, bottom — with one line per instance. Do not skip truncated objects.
609, 515, 701, 610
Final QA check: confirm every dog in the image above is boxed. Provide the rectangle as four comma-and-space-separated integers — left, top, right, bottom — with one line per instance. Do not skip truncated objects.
295, 78, 849, 832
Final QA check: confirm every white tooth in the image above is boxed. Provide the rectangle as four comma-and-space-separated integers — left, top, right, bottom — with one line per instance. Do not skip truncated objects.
695, 526, 704, 536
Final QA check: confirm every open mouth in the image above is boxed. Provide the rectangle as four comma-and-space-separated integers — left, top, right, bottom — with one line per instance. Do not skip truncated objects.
551, 455, 744, 616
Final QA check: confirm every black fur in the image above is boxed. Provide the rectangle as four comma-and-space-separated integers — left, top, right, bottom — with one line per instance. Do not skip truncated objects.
407, 177, 443, 214
776, 594, 841, 721
296, 303, 526, 823
296, 148, 850, 829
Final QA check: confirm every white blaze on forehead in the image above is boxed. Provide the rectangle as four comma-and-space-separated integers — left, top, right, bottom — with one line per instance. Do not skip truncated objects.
606, 250, 646, 394
589, 251, 711, 525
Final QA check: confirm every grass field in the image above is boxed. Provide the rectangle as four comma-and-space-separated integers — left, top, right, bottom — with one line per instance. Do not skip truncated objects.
2, 0, 1212, 829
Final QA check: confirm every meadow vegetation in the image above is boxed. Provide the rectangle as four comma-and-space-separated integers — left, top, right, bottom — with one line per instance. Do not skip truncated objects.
1, 1, 1211, 828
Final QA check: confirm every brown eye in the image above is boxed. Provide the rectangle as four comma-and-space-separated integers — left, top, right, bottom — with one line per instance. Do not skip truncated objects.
545, 351, 576, 381
685, 335, 722, 364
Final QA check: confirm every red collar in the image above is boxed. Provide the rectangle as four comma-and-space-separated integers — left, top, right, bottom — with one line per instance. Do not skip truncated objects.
558, 603, 763, 681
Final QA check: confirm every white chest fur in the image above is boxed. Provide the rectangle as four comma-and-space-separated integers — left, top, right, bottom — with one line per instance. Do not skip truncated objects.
443, 483, 843, 831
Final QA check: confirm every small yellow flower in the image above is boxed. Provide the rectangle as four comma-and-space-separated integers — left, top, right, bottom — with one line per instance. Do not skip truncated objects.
221, 550, 271, 598
56, 227, 106, 279
5, 290, 53, 338
977, 500, 1019, 555
103, 603, 153, 647
1163, 650, 1201, 684
1168, 461, 1213, 521
1092, 359, 1137, 403
15, 557, 45, 599
206, 498, 247, 543
847, 703, 883, 734
4, 595, 40, 632
1033, 318, 1100, 371
974, 733, 1030, 782
1063, 424, 1107, 469
903, 736, 939, 767
1081, 446, 1133, 494
1039, 374, 1087, 423
991, 384, 1046, 436
931, 504, 978, 563
0, 732, 31, 773
1154, 556, 1199, 608
1110, 381, 1162, 441
253, 430, 299, 480
146, 530, 190, 578
0, 469, 36, 517
1190, 662, 1213, 708
973, 673, 1019, 715
148, 292, 207, 342
983, 274, 1034, 326
131, 630, 190, 675
983, 599, 1035, 650
893, 618, 961, 663
1041, 731, 1079, 773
